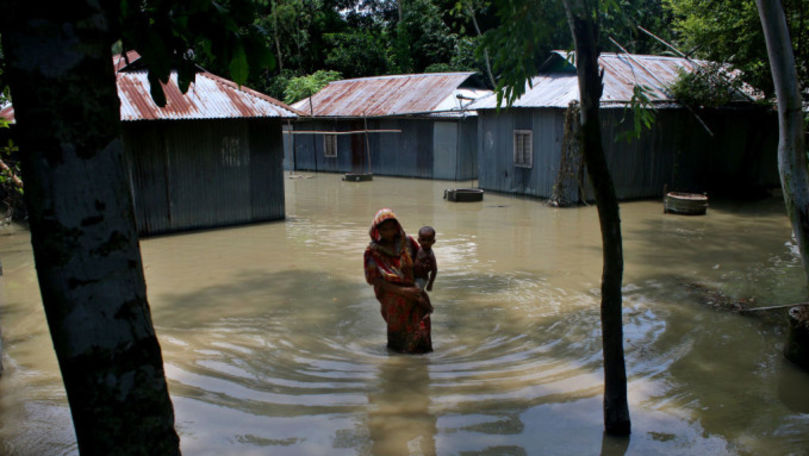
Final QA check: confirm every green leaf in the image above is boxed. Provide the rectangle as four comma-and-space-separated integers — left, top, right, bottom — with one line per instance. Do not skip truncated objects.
148, 71, 167, 108
229, 42, 249, 85
145, 29, 172, 82
177, 59, 197, 94
244, 32, 275, 73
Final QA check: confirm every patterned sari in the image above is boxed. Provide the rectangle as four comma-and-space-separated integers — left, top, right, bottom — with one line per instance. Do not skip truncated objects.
364, 209, 432, 354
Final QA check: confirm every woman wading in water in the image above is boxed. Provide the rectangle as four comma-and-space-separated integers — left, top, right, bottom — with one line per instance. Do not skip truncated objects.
364, 208, 433, 353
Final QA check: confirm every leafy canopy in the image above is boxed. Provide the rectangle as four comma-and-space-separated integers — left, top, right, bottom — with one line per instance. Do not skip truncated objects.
283, 70, 342, 104
116, 0, 275, 106
664, 0, 809, 102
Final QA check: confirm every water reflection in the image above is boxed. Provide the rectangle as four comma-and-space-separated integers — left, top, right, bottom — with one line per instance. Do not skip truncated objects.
368, 355, 436, 456
0, 174, 808, 455
601, 433, 630, 456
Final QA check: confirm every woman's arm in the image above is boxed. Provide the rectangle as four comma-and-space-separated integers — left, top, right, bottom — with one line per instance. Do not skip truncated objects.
373, 277, 425, 303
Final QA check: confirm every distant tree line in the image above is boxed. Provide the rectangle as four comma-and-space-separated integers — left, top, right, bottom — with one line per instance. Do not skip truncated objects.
178, 0, 806, 109
1, 1, 806, 107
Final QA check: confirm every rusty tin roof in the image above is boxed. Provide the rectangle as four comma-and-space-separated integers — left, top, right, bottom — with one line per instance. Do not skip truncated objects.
291, 72, 490, 118
118, 70, 303, 120
0, 104, 13, 124
1, 52, 302, 124
471, 51, 757, 110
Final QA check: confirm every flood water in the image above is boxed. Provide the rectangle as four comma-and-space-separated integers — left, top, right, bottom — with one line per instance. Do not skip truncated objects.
1, 172, 808, 455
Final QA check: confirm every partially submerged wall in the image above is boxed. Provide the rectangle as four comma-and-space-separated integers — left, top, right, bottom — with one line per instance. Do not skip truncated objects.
123, 118, 285, 236
477, 106, 779, 201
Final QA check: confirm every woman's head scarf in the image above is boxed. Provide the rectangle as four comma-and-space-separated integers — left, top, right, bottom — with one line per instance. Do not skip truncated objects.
369, 208, 406, 243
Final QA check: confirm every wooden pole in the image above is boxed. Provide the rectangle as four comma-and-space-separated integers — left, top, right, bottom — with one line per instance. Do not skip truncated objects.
363, 111, 373, 174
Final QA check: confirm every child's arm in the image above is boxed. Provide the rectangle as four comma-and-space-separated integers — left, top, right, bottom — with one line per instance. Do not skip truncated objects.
426, 255, 437, 291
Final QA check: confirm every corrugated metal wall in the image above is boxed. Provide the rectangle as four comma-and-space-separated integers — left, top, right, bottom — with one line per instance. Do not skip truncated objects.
292, 117, 478, 180
477, 108, 565, 197
290, 119, 354, 173
432, 121, 457, 179
123, 118, 284, 236
587, 108, 778, 200
249, 119, 285, 221
282, 123, 293, 170
457, 117, 479, 180
478, 106, 778, 201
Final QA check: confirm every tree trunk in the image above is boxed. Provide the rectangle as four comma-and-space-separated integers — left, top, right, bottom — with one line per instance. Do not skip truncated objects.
756, 0, 809, 287
0, 3, 181, 454
562, 0, 631, 436
466, 5, 497, 89
271, 0, 285, 73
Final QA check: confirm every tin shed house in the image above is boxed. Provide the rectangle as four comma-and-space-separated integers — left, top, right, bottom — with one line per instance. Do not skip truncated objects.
470, 52, 779, 204
3, 53, 302, 235
117, 53, 302, 235
290, 73, 491, 180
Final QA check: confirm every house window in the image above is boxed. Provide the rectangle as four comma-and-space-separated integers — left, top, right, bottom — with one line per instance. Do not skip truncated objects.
513, 130, 533, 168
221, 136, 243, 167
324, 134, 337, 157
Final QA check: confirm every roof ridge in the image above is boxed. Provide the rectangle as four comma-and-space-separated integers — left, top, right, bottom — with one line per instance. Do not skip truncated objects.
195, 72, 306, 116
333, 72, 475, 83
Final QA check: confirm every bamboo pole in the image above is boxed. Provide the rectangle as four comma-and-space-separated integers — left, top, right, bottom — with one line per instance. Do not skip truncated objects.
608, 36, 714, 136
739, 302, 809, 312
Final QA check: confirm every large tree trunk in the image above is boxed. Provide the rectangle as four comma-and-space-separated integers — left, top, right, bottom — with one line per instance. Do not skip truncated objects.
756, 0, 809, 286
562, 0, 631, 436
0, 3, 181, 454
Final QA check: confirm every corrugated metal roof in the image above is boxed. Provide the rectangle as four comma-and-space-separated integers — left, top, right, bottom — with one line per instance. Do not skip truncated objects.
291, 73, 491, 117
1, 52, 303, 123
118, 70, 303, 120
471, 51, 755, 110
0, 104, 13, 124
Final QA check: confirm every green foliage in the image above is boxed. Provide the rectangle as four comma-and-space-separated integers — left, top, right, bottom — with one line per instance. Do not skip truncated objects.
667, 63, 745, 109
0, 121, 24, 219
262, 69, 295, 101
482, 0, 569, 106
425, 62, 455, 72
664, 0, 809, 102
0, 140, 21, 193
617, 84, 657, 141
324, 30, 389, 78
117, 0, 275, 105
449, 35, 494, 76
283, 69, 342, 104
601, 0, 675, 54
394, 0, 459, 73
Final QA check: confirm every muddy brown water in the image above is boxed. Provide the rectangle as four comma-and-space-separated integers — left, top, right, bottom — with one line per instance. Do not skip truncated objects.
1, 173, 808, 455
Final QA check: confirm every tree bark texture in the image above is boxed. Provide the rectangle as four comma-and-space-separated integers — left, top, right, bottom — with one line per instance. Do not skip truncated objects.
0, 2, 181, 455
562, 0, 631, 436
756, 0, 809, 288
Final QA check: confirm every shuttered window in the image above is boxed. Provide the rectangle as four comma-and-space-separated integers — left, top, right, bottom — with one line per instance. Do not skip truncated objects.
513, 130, 533, 168
324, 134, 337, 157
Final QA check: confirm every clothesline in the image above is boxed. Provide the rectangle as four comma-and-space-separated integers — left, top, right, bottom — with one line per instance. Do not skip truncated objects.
282, 129, 402, 135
